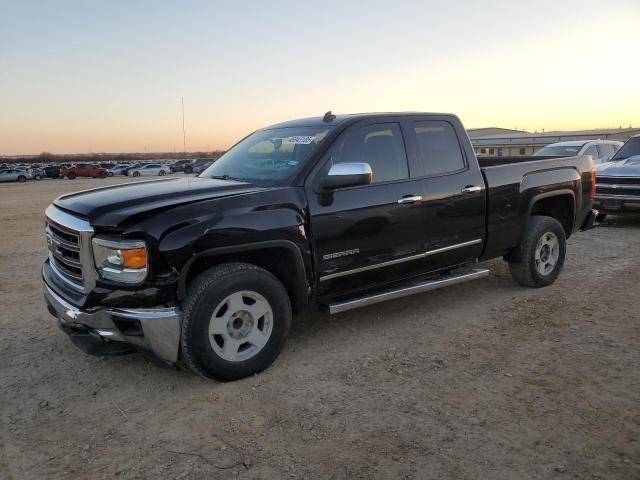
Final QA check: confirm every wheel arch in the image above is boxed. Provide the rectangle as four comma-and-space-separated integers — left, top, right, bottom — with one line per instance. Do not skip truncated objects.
178, 240, 311, 314
528, 190, 576, 237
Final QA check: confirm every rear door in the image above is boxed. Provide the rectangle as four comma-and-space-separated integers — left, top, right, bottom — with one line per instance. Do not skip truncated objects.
306, 119, 428, 299
402, 117, 486, 271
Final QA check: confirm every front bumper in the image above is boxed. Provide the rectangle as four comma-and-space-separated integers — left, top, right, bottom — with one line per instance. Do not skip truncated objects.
594, 195, 640, 214
44, 280, 182, 363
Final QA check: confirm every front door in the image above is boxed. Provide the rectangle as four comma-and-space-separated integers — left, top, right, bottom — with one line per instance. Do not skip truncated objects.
306, 120, 428, 300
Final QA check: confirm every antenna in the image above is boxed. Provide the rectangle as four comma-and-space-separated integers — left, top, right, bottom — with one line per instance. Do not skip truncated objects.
323, 110, 336, 122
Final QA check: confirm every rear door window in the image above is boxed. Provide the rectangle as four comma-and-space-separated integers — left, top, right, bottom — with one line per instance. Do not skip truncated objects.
411, 121, 465, 176
583, 145, 599, 159
598, 144, 615, 160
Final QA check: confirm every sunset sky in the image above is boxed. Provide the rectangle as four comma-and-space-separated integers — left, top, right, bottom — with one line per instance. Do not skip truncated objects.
1, 0, 639, 155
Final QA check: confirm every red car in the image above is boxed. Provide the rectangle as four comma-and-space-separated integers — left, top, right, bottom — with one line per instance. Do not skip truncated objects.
60, 163, 108, 179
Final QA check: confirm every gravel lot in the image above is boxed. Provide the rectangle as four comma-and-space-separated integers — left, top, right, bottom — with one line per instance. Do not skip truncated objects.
0, 177, 639, 479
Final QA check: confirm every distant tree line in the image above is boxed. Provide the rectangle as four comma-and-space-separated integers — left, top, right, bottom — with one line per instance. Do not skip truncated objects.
3, 151, 226, 164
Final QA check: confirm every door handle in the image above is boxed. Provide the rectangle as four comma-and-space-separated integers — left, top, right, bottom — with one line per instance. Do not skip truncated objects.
461, 185, 482, 194
397, 195, 423, 204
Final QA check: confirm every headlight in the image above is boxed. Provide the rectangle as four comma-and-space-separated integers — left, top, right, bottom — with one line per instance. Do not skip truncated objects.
92, 238, 148, 284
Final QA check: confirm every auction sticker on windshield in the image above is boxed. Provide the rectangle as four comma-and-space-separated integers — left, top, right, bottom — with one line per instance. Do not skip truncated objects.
281, 136, 316, 145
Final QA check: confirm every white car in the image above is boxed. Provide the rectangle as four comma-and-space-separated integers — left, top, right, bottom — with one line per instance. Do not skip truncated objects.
129, 164, 171, 177
107, 164, 131, 176
534, 140, 623, 164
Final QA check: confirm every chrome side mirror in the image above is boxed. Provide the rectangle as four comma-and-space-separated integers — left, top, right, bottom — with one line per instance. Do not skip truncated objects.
323, 162, 373, 189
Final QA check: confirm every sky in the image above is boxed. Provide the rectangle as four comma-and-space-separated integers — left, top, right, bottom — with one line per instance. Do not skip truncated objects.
1, 0, 639, 155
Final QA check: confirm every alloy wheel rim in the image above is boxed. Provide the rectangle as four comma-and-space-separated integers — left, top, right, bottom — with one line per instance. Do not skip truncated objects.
208, 290, 273, 362
534, 231, 559, 276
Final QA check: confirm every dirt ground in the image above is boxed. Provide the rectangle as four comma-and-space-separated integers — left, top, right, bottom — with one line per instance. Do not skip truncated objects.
0, 176, 638, 480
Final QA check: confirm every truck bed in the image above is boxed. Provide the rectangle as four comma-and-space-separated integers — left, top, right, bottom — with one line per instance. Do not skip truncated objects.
479, 154, 594, 261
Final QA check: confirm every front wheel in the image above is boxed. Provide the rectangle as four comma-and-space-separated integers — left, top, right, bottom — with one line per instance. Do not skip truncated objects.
107, 171, 114, 177
508, 216, 566, 288
33, 174, 42, 181
159, 170, 166, 176
67, 172, 77, 180
181, 262, 291, 381
17, 175, 27, 182
132, 171, 140, 177
184, 166, 193, 174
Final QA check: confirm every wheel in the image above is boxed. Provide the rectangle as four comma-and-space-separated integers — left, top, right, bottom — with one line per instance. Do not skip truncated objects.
34, 174, 42, 181
169, 167, 175, 173
181, 262, 291, 381
67, 172, 77, 180
17, 175, 27, 182
508, 216, 566, 288
97, 172, 107, 179
596, 213, 607, 223
132, 171, 140, 177
159, 170, 166, 176
107, 172, 114, 177
184, 166, 193, 174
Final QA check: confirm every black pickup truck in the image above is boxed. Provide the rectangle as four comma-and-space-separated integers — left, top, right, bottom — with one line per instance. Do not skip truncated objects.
43, 112, 598, 380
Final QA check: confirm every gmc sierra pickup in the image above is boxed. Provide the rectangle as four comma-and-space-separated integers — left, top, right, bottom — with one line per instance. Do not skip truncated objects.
43, 112, 598, 380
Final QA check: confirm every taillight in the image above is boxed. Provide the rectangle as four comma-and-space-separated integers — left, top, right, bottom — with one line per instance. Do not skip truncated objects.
591, 168, 596, 201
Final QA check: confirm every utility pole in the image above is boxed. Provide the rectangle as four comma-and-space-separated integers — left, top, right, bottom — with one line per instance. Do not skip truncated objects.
181, 96, 186, 158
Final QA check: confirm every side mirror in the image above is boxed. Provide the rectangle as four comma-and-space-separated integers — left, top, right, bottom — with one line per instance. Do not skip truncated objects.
323, 162, 373, 190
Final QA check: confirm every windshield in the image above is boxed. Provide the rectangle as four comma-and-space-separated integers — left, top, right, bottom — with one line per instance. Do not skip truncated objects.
534, 145, 583, 157
200, 126, 333, 185
610, 138, 640, 161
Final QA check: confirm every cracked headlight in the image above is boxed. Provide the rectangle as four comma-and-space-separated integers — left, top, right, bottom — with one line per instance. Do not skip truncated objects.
92, 238, 148, 284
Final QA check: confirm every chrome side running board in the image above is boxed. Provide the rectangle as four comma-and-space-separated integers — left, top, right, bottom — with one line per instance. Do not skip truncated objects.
328, 267, 490, 314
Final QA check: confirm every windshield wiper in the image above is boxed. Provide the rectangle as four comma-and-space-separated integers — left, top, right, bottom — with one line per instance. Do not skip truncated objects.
211, 174, 232, 180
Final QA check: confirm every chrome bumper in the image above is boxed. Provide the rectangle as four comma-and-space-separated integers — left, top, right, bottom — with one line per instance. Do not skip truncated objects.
44, 281, 182, 363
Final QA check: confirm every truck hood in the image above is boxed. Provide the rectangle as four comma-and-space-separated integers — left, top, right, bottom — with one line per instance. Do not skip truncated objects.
54, 177, 265, 228
596, 155, 640, 177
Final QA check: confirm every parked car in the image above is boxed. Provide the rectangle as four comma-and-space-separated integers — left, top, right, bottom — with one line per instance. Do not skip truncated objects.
43, 111, 597, 381
28, 167, 45, 181
43, 166, 61, 179
107, 164, 130, 176
128, 163, 171, 177
0, 168, 29, 183
593, 134, 640, 219
60, 163, 108, 179
193, 161, 213, 174
123, 163, 145, 176
170, 159, 194, 173
190, 158, 213, 174
534, 140, 623, 164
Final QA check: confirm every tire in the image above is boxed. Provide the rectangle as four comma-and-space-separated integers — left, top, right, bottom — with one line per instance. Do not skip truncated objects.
67, 172, 77, 180
17, 175, 27, 183
97, 172, 107, 179
596, 213, 607, 223
132, 171, 140, 177
184, 166, 193, 174
107, 172, 114, 177
34, 174, 42, 181
159, 170, 166, 176
181, 262, 292, 381
508, 216, 566, 288
170, 167, 175, 173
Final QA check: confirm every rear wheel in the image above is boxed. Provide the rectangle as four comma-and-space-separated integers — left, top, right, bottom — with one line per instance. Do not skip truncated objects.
181, 262, 291, 381
107, 171, 114, 177
33, 174, 42, 181
67, 172, 77, 180
159, 170, 166, 176
17, 175, 27, 182
184, 165, 193, 174
508, 216, 566, 287
132, 171, 140, 177
97, 172, 107, 179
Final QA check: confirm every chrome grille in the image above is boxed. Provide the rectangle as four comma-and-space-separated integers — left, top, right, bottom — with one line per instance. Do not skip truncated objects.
596, 176, 640, 197
45, 205, 95, 292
